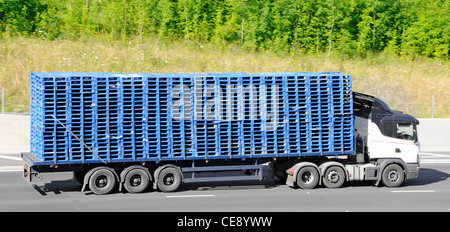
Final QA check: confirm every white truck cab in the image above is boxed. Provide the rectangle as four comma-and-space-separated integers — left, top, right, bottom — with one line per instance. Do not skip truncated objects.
353, 92, 420, 186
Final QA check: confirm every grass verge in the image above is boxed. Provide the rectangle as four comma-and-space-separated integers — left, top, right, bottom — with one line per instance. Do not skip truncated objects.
0, 36, 448, 117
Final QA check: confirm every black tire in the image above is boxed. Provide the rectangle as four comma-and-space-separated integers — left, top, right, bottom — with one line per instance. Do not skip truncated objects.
382, 164, 405, 188
323, 166, 345, 189
296, 166, 319, 189
88, 168, 116, 195
157, 167, 182, 192
124, 168, 150, 194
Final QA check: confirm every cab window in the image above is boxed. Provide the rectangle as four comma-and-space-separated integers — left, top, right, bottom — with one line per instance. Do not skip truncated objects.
383, 123, 417, 141
396, 123, 416, 141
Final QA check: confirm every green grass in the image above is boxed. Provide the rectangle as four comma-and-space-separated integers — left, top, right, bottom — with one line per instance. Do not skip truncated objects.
0, 35, 449, 117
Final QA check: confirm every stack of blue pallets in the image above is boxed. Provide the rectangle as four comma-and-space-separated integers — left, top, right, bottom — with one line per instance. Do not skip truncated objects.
30, 72, 354, 164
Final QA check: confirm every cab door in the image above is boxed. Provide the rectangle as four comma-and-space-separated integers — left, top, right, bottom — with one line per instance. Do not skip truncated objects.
369, 121, 419, 163
392, 123, 420, 163
367, 120, 398, 160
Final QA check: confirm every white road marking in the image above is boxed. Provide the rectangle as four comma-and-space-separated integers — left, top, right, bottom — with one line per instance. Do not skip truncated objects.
166, 194, 215, 198
0, 154, 22, 161
391, 190, 436, 193
421, 153, 450, 157
0, 166, 23, 172
420, 153, 450, 163
421, 159, 450, 164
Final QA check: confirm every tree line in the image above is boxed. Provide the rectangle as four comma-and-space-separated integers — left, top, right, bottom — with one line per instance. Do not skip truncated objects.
1, 0, 448, 58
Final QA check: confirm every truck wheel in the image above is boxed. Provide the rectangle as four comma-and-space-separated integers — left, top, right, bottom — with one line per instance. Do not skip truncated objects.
382, 164, 405, 188
124, 168, 150, 194
296, 166, 319, 189
89, 168, 117, 195
323, 166, 345, 189
157, 167, 182, 192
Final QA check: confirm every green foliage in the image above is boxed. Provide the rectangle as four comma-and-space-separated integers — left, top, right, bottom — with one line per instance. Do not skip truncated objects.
0, 0, 46, 35
402, 0, 449, 58
0, 0, 448, 58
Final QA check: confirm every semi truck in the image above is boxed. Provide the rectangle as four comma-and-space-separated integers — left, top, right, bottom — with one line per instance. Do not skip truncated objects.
22, 72, 420, 195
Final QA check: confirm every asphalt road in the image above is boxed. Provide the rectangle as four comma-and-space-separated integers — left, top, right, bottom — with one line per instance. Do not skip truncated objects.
1, 151, 450, 212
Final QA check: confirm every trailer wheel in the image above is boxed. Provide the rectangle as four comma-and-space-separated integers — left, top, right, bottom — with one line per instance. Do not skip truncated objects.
323, 166, 345, 189
123, 168, 150, 194
296, 166, 319, 189
157, 167, 182, 192
89, 168, 117, 195
381, 164, 405, 187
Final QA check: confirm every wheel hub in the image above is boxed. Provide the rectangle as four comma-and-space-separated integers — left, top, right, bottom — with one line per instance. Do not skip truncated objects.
130, 174, 142, 186
95, 175, 108, 188
327, 170, 340, 183
388, 170, 399, 182
163, 174, 175, 185
301, 171, 313, 184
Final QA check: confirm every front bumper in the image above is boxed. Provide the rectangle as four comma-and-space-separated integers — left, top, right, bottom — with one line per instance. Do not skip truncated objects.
405, 163, 420, 180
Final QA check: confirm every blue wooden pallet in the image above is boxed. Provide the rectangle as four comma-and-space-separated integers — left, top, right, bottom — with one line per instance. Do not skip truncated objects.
30, 72, 355, 165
